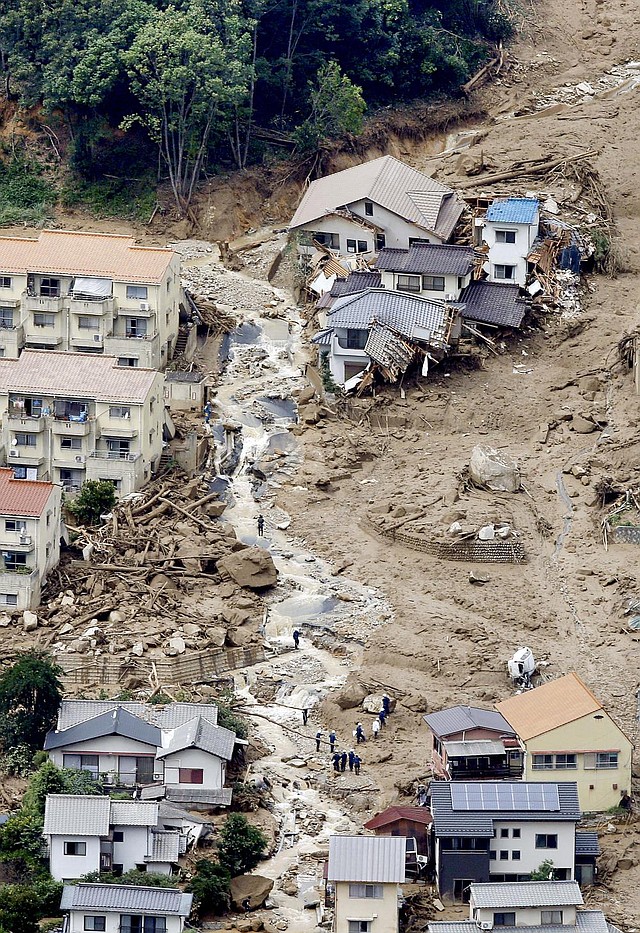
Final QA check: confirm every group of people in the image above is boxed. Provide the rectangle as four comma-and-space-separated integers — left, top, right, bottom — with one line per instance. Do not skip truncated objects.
311, 694, 394, 779
332, 748, 362, 775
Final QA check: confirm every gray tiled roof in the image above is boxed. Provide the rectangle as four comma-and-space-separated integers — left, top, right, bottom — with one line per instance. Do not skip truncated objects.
311, 328, 332, 346
60, 883, 193, 916
365, 322, 415, 374
429, 917, 609, 933
158, 802, 210, 825
290, 155, 464, 240
328, 288, 450, 346
156, 716, 236, 761
423, 705, 515, 739
470, 880, 583, 908
430, 781, 581, 838
327, 835, 406, 883
110, 800, 158, 827
166, 787, 233, 806
575, 831, 601, 856
57, 701, 148, 730
45, 707, 161, 751
460, 280, 527, 328
145, 830, 181, 863
56, 699, 218, 731
44, 795, 111, 836
330, 271, 381, 296
376, 243, 475, 276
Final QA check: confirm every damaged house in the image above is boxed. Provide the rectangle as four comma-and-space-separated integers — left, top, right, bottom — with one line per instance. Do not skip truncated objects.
479, 198, 540, 286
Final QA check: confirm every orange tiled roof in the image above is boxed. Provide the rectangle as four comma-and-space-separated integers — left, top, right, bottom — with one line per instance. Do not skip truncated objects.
0, 230, 175, 284
496, 673, 603, 741
0, 467, 54, 516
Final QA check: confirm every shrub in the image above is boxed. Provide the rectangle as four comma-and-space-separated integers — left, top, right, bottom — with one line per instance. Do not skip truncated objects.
67, 480, 117, 526
81, 869, 178, 887
216, 700, 248, 741
217, 813, 267, 877
530, 859, 555, 880
0, 156, 57, 226
0, 652, 62, 752
187, 859, 231, 917
0, 744, 35, 777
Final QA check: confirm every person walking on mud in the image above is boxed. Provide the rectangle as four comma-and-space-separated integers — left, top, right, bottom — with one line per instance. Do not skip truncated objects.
348, 749, 356, 772
257, 514, 265, 536
315, 730, 323, 752
302, 708, 308, 726
355, 722, 365, 744
332, 752, 341, 773
340, 750, 347, 772
371, 718, 380, 740
293, 629, 301, 650
354, 755, 361, 776
329, 730, 336, 752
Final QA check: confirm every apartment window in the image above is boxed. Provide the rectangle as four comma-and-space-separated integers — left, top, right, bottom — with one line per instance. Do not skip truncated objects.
107, 439, 130, 458
15, 433, 36, 446
496, 230, 517, 244
4, 552, 26, 571
126, 285, 148, 300
166, 279, 170, 292
422, 275, 445, 291
541, 911, 563, 925
64, 841, 87, 856
512, 850, 521, 860
375, 233, 386, 251
0, 307, 13, 328
500, 828, 509, 838
349, 884, 383, 899
126, 317, 148, 338
178, 768, 204, 784
596, 752, 618, 769
345, 329, 368, 350
78, 316, 100, 330
499, 850, 508, 861
121, 917, 166, 933
109, 406, 131, 419
63, 754, 99, 779
535, 834, 558, 849
512, 829, 521, 838
5, 520, 27, 532
40, 277, 60, 297
33, 312, 55, 327
347, 923, 371, 933
118, 357, 139, 367
113, 831, 124, 843
346, 239, 369, 253
0, 594, 17, 606
84, 918, 106, 932
555, 753, 577, 769
409, 237, 430, 246
364, 201, 374, 216
60, 437, 82, 450
494, 914, 516, 926
489, 851, 496, 861
494, 264, 515, 280
532, 754, 554, 770
0, 276, 11, 288
396, 274, 421, 293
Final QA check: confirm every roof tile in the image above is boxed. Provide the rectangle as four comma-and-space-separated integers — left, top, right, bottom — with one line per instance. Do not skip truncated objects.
460, 280, 526, 328
376, 243, 475, 276
0, 467, 55, 517
44, 795, 111, 836
496, 673, 605, 740
470, 880, 583, 908
60, 883, 192, 915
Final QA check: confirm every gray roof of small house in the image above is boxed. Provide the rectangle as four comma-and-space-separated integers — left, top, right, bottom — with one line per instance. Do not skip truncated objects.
44, 707, 161, 751
575, 831, 601, 856
423, 705, 514, 739
376, 243, 475, 276
110, 800, 158, 827
56, 699, 218, 730
330, 271, 381, 296
328, 288, 451, 346
430, 781, 581, 838
442, 739, 507, 757
460, 280, 527, 328
470, 880, 583, 908
327, 834, 406, 883
157, 802, 211, 825
60, 883, 193, 916
145, 830, 182, 863
44, 795, 111, 836
428, 915, 609, 933
156, 716, 236, 761
290, 155, 464, 240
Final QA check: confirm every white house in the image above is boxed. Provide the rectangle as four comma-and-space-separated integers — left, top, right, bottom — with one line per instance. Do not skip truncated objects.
44, 795, 185, 881
428, 880, 620, 933
290, 156, 465, 256
60, 883, 193, 933
430, 782, 582, 902
375, 243, 475, 301
44, 701, 238, 806
327, 835, 406, 933
0, 466, 61, 610
480, 198, 540, 286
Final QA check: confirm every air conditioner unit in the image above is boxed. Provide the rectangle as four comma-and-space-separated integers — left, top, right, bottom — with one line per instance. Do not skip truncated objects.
140, 301, 150, 312
479, 923, 493, 930
93, 333, 103, 343
19, 534, 31, 546
9, 450, 19, 458
75, 455, 86, 463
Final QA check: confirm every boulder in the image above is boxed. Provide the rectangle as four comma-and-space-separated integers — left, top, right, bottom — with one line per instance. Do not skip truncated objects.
335, 682, 368, 710
167, 635, 186, 654
217, 548, 277, 589
23, 610, 38, 632
571, 414, 597, 434
230, 875, 274, 911
362, 693, 397, 714
469, 445, 520, 493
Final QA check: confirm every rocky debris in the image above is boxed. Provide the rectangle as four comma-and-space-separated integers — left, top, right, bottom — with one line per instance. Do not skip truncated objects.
362, 693, 397, 714
229, 874, 274, 911
23, 610, 38, 632
469, 444, 521, 493
218, 548, 278, 590
335, 682, 368, 710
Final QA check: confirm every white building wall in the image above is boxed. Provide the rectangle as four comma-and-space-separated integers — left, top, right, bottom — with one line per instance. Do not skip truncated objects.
0, 483, 61, 610
67, 911, 185, 933
474, 905, 577, 925
48, 734, 159, 782
163, 747, 225, 791
112, 824, 150, 873
49, 834, 101, 881
490, 820, 575, 877
482, 216, 539, 286
379, 269, 469, 300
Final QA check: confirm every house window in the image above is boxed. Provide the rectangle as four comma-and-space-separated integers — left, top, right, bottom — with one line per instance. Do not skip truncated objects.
40, 278, 60, 297
63, 754, 99, 779
347, 923, 371, 933
107, 439, 130, 459
349, 884, 383, 898
64, 841, 87, 856
109, 406, 131, 419
33, 312, 55, 327
113, 831, 124, 843
84, 918, 106, 931
126, 285, 149, 301
78, 316, 100, 330
512, 850, 521, 860
5, 520, 27, 532
512, 829, 521, 838
345, 329, 368, 350
118, 357, 139, 367
305, 231, 340, 249
178, 768, 204, 784
541, 911, 563, 925
0, 276, 11, 288
489, 851, 496, 861
346, 239, 369, 253
555, 753, 577, 769
499, 851, 508, 860
532, 754, 554, 770
422, 275, 445, 291
494, 264, 515, 280
60, 437, 82, 450
4, 552, 26, 571
500, 828, 509, 838
375, 233, 386, 251
126, 317, 148, 338
0, 594, 18, 606
15, 433, 36, 446
396, 274, 421, 293
364, 201, 374, 216
494, 913, 516, 926
496, 230, 517, 244
409, 238, 430, 246
120, 918, 166, 933
535, 834, 558, 849
595, 752, 618, 769
0, 307, 13, 328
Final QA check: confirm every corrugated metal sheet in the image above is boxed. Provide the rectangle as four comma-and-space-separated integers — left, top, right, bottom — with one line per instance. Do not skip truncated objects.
166, 787, 233, 806
327, 835, 406, 883
460, 281, 526, 328
376, 243, 474, 276
443, 739, 507, 757
60, 883, 192, 915
486, 198, 539, 224
110, 800, 158, 827
470, 881, 583, 908
44, 795, 111, 836
575, 831, 600, 856
423, 705, 514, 739
56, 700, 218, 731
328, 289, 450, 347
429, 919, 609, 933
146, 830, 181, 863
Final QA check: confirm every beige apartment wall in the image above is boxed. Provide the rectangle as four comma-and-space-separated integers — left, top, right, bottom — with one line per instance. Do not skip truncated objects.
334, 881, 399, 933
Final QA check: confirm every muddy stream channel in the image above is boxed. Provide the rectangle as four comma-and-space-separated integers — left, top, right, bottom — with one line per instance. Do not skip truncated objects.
205, 279, 393, 929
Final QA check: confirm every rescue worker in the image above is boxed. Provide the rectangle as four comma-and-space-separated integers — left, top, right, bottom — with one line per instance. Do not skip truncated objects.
371, 718, 380, 740
354, 755, 361, 776
329, 730, 336, 752
355, 722, 365, 744
315, 730, 323, 752
348, 749, 356, 772
340, 750, 347, 772
293, 629, 301, 649
257, 514, 265, 536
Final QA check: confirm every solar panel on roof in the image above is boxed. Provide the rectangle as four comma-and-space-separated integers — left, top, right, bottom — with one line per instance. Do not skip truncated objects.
451, 783, 560, 812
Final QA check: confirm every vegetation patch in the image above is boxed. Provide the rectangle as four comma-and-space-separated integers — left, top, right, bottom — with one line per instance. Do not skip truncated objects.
0, 155, 57, 225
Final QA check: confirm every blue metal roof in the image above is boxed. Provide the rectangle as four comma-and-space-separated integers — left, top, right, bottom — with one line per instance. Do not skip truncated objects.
486, 198, 539, 224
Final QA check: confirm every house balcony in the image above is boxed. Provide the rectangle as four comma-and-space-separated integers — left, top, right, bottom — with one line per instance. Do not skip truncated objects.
0, 533, 35, 552
332, 334, 368, 357
25, 330, 63, 347
0, 567, 37, 583
24, 294, 64, 313
0, 324, 24, 357
69, 297, 115, 316
51, 419, 93, 437
448, 763, 524, 780
7, 413, 47, 432
104, 332, 160, 368
89, 450, 141, 462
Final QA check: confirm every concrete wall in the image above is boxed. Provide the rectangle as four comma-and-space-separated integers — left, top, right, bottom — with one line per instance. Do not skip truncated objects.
490, 820, 575, 877
111, 824, 150, 873
0, 482, 61, 610
324, 331, 369, 385
334, 880, 399, 933
522, 714, 633, 812
49, 834, 100, 881
163, 379, 207, 411
163, 747, 225, 791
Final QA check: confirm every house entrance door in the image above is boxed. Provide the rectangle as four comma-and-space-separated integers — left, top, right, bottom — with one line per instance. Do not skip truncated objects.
453, 879, 473, 903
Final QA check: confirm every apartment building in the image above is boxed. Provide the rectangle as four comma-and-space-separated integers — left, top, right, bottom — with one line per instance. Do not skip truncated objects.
0, 466, 61, 610
0, 230, 181, 369
0, 350, 164, 495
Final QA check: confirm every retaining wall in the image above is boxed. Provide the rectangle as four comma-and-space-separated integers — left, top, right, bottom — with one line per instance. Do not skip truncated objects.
363, 516, 526, 563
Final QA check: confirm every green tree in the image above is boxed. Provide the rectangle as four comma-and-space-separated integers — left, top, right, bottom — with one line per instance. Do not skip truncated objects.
21, 761, 103, 821
0, 810, 47, 869
530, 859, 555, 880
68, 479, 117, 525
294, 60, 365, 151
0, 652, 62, 752
217, 813, 267, 877
0, 879, 63, 933
81, 869, 178, 887
187, 858, 231, 916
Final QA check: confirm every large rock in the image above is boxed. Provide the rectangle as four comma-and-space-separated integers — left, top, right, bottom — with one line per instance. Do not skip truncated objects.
362, 693, 397, 714
335, 682, 368, 710
230, 874, 274, 911
23, 610, 38, 632
217, 548, 277, 589
469, 445, 521, 493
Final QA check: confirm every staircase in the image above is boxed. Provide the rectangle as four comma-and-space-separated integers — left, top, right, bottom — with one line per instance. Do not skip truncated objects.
173, 327, 189, 356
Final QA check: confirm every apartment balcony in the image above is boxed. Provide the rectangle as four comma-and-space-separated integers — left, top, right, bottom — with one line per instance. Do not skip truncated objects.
0, 567, 37, 583
70, 332, 107, 351
104, 332, 160, 368
69, 297, 115, 316
100, 420, 138, 439
25, 329, 63, 347
24, 294, 64, 313
7, 413, 47, 432
51, 419, 93, 437
7, 448, 46, 466
89, 450, 141, 462
52, 454, 88, 469
0, 324, 24, 357
0, 533, 35, 553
